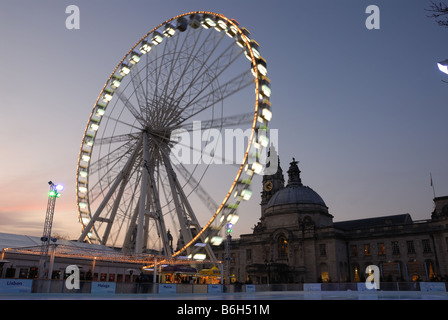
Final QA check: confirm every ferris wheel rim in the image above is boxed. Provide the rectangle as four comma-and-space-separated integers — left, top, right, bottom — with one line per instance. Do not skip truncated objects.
75, 11, 271, 258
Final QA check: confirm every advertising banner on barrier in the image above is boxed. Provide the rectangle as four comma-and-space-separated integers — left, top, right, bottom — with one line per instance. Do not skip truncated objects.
207, 284, 222, 293
0, 279, 33, 293
159, 283, 177, 294
304, 283, 321, 291
245, 284, 256, 292
91, 281, 116, 294
420, 282, 446, 292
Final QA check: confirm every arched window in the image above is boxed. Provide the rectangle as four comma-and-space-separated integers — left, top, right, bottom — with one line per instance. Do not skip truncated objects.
278, 235, 288, 258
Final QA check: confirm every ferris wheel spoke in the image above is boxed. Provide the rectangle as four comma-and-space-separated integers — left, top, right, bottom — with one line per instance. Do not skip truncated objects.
172, 39, 243, 113
153, 35, 192, 118
177, 70, 253, 126
114, 87, 146, 126
78, 137, 142, 242
176, 162, 219, 214
94, 132, 139, 146
89, 140, 138, 176
168, 29, 228, 106
101, 113, 143, 131
111, 173, 141, 248
129, 67, 149, 118
160, 26, 206, 108
175, 112, 254, 133
169, 131, 242, 168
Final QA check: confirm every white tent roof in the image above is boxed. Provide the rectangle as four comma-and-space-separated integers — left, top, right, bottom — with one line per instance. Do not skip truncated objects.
0, 232, 114, 252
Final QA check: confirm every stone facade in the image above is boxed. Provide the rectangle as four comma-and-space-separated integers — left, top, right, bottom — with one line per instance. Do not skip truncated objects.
215, 156, 448, 284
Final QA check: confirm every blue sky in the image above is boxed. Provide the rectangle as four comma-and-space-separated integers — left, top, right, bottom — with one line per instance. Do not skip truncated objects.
0, 0, 447, 239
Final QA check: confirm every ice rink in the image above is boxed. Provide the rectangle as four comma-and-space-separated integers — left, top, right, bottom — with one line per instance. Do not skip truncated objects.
1, 290, 448, 300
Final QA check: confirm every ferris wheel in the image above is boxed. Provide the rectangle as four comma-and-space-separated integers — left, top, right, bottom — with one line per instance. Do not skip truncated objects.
76, 11, 272, 260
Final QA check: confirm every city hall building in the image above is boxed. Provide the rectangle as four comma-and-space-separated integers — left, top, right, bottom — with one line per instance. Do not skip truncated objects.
215, 152, 448, 284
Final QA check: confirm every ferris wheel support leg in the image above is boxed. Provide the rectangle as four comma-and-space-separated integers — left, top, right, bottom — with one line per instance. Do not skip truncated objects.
122, 196, 140, 252
170, 165, 217, 262
101, 168, 132, 245
78, 137, 143, 243
162, 152, 217, 262
148, 176, 172, 256
162, 153, 195, 255
136, 132, 172, 255
136, 133, 150, 254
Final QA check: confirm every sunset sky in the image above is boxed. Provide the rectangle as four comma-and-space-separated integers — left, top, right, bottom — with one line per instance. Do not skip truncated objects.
0, 0, 447, 240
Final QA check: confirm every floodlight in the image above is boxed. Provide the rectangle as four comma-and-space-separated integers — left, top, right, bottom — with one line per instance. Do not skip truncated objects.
438, 59, 448, 75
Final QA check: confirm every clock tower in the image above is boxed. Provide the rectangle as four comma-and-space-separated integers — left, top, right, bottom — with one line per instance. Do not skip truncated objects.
261, 146, 284, 217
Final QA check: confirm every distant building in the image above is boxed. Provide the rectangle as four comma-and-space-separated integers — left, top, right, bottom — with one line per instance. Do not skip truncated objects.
215, 152, 448, 284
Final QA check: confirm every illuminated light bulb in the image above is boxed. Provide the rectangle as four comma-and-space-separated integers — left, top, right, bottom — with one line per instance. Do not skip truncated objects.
226, 25, 238, 38
438, 59, 448, 75
261, 107, 272, 122
241, 189, 252, 201
119, 64, 131, 76
151, 31, 164, 45
227, 214, 239, 224
140, 41, 152, 54
163, 24, 176, 37
251, 162, 263, 174
110, 77, 121, 89
129, 52, 141, 65
193, 253, 206, 260
211, 236, 223, 246
202, 15, 216, 29
215, 19, 227, 32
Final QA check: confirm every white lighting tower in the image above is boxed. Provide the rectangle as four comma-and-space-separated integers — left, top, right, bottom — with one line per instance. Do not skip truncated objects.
38, 181, 63, 279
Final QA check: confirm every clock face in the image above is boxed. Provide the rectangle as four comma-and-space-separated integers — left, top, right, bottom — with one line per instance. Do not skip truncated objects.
264, 181, 273, 192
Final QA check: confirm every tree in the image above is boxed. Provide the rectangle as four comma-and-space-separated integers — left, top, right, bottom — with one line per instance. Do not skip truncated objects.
427, 1, 448, 28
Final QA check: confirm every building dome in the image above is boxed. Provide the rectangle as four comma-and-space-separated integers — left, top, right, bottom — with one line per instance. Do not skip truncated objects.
267, 184, 326, 208
266, 158, 327, 209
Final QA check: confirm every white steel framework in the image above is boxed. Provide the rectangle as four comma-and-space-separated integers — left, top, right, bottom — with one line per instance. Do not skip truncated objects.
76, 11, 273, 261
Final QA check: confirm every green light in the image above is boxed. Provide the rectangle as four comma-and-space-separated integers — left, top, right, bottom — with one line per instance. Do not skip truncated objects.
49, 191, 62, 198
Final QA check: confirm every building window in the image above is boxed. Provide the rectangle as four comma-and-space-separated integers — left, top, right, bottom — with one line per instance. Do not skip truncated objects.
350, 245, 358, 257
19, 268, 28, 279
425, 260, 436, 280
406, 240, 416, 254
353, 264, 360, 282
319, 263, 329, 282
319, 244, 327, 257
392, 241, 400, 255
5, 267, 16, 278
364, 244, 371, 256
377, 243, 386, 256
278, 235, 288, 258
422, 239, 432, 253
246, 249, 252, 260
